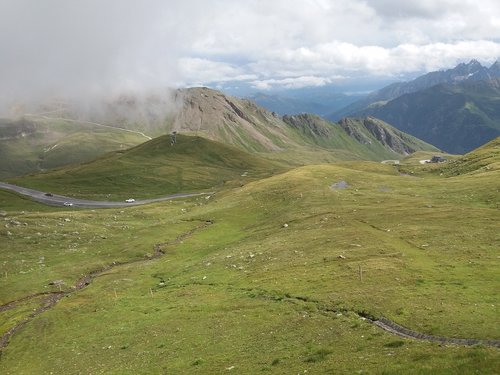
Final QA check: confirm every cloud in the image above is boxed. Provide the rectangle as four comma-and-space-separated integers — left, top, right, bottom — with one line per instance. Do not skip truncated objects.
183, 40, 500, 90
1, 0, 500, 110
0, 0, 195, 111
178, 0, 500, 89
251, 76, 342, 90
178, 58, 258, 86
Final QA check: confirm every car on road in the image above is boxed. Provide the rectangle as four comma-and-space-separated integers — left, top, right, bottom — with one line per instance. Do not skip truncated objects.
44, 193, 53, 197
63, 202, 73, 207
125, 198, 135, 203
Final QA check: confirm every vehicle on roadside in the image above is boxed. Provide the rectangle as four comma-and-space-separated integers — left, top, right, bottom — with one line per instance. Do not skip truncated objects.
63, 202, 73, 207
125, 198, 135, 203
44, 193, 53, 197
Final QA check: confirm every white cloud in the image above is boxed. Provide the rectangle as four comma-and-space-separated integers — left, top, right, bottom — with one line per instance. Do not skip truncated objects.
1, 0, 500, 106
194, 40, 500, 90
251, 76, 343, 90
177, 0, 500, 89
178, 58, 258, 86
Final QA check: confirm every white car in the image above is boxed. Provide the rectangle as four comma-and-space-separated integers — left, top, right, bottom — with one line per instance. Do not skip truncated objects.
63, 202, 73, 207
125, 198, 135, 203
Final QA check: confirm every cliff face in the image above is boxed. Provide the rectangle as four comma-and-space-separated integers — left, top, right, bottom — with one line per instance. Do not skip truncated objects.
169, 87, 297, 152
337, 117, 436, 155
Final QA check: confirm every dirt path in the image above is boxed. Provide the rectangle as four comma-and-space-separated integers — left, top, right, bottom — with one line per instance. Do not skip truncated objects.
25, 114, 152, 140
0, 291, 64, 313
372, 317, 500, 348
0, 221, 211, 355
251, 290, 499, 349
381, 160, 400, 164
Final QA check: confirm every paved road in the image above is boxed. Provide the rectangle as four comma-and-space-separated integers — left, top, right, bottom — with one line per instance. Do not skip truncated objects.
0, 182, 213, 208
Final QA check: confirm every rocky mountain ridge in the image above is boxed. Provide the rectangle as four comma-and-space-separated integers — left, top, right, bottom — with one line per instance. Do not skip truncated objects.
356, 78, 500, 153
331, 59, 500, 119
1, 86, 438, 178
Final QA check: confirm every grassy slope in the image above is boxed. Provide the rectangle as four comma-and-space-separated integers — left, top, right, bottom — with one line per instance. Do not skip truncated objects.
8, 134, 286, 200
0, 153, 498, 374
283, 114, 393, 160
399, 137, 500, 178
439, 137, 500, 175
275, 115, 438, 166
0, 117, 147, 179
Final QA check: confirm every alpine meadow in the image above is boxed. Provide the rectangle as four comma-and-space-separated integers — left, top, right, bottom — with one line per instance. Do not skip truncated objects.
1, 1, 499, 374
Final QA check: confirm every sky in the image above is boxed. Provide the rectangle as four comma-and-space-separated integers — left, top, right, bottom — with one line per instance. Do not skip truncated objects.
1, 0, 500, 109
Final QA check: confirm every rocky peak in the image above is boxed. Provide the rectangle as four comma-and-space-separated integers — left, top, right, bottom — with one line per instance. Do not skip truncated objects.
450, 59, 487, 81
488, 59, 500, 77
337, 117, 372, 145
467, 59, 482, 68
282, 114, 332, 138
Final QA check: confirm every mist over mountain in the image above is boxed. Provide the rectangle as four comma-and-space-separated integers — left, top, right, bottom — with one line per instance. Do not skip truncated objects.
0, 87, 436, 178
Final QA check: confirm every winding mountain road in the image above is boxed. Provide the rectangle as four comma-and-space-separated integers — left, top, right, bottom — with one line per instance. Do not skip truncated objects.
0, 181, 213, 208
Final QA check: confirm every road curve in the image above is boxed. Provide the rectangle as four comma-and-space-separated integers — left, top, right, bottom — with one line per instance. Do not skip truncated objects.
0, 181, 213, 208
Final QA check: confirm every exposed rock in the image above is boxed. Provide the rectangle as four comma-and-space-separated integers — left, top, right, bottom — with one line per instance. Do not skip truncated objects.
330, 181, 349, 190
48, 280, 64, 286
282, 114, 333, 138
338, 118, 372, 144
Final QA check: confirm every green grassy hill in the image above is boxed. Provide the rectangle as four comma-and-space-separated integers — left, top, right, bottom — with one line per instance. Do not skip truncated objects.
279, 114, 438, 163
0, 140, 498, 374
8, 134, 285, 200
0, 117, 148, 179
438, 136, 500, 176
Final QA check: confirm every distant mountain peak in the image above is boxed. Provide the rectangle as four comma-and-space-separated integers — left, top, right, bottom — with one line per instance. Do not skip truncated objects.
489, 59, 500, 75
330, 58, 500, 121
467, 59, 482, 66
455, 59, 482, 70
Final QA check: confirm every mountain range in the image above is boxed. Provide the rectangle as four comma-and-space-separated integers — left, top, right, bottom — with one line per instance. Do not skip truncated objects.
328, 60, 500, 153
0, 87, 436, 178
355, 78, 500, 154
248, 88, 364, 117
158, 87, 439, 164
330, 59, 500, 119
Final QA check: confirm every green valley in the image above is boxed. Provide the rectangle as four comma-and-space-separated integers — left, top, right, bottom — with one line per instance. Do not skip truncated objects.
0, 136, 498, 374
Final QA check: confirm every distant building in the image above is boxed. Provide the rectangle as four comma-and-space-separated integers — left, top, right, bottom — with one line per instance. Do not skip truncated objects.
430, 155, 447, 163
